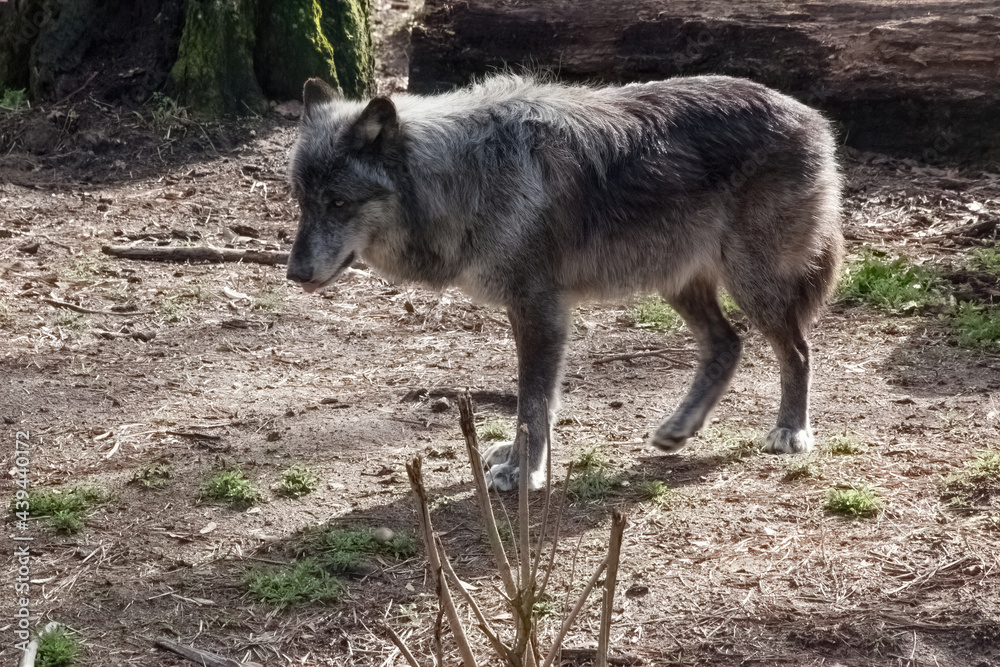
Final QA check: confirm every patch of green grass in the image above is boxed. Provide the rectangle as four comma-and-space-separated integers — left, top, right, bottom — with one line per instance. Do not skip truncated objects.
532, 595, 559, 620
941, 451, 1000, 510
309, 526, 418, 573
478, 418, 511, 442
0, 88, 29, 113
54, 309, 87, 330
278, 464, 318, 498
628, 295, 682, 331
719, 290, 742, 318
253, 287, 286, 313
708, 427, 761, 462
970, 247, 1000, 277
838, 252, 947, 313
16, 486, 107, 534
953, 302, 1000, 351
245, 557, 343, 607
0, 298, 12, 326
64, 254, 112, 283
202, 469, 260, 508
637, 480, 675, 506
249, 525, 417, 606
36, 626, 80, 667
828, 432, 865, 456
826, 485, 882, 518
783, 460, 815, 481
130, 464, 172, 490
567, 446, 622, 502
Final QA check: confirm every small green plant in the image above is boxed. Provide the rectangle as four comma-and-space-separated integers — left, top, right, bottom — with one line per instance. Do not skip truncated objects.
310, 526, 418, 572
54, 309, 86, 330
246, 557, 343, 607
567, 446, 621, 502
64, 254, 112, 283
628, 295, 682, 331
826, 485, 882, 518
970, 247, 1000, 277
16, 486, 107, 534
637, 479, 675, 506
953, 302, 1000, 351
253, 287, 286, 313
719, 290, 742, 318
838, 252, 946, 313
783, 460, 814, 481
0, 88, 29, 113
278, 464, 318, 498
0, 298, 13, 326
131, 464, 172, 490
532, 595, 559, 620
203, 469, 260, 507
941, 451, 1000, 510
478, 419, 512, 442
36, 626, 80, 667
828, 432, 865, 456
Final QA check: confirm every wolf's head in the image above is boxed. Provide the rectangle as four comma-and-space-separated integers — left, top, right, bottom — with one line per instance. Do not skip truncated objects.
286, 79, 403, 292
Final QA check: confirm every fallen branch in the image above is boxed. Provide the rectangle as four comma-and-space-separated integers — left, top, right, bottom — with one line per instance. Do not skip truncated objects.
42, 297, 152, 316
102, 245, 289, 266
153, 639, 261, 667
592, 348, 693, 367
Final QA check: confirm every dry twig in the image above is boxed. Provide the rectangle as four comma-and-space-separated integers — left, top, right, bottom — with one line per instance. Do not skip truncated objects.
102, 245, 289, 266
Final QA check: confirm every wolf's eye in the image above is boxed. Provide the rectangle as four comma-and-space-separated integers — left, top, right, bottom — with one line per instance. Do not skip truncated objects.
333, 200, 345, 208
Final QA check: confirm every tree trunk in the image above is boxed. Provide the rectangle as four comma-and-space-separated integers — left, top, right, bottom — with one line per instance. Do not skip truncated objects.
169, 0, 266, 115
409, 0, 1000, 162
169, 0, 374, 114
0, 0, 374, 115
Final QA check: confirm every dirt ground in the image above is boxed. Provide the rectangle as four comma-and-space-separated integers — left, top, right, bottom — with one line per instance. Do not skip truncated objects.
2, 4, 1000, 666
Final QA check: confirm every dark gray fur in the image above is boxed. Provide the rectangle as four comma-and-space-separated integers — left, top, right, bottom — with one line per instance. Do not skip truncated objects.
286, 74, 843, 491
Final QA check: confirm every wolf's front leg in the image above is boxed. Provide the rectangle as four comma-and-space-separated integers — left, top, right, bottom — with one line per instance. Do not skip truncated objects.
484, 297, 568, 492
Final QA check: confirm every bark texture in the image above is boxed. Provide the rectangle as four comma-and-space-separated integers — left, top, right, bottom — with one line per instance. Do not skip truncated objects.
410, 0, 1000, 162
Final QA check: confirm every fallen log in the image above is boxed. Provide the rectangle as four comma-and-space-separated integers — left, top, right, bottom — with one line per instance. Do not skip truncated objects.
101, 245, 289, 266
410, 0, 1000, 162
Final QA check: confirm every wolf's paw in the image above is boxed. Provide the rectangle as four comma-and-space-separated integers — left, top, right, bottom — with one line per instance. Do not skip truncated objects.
648, 417, 696, 453
762, 427, 814, 454
481, 443, 545, 491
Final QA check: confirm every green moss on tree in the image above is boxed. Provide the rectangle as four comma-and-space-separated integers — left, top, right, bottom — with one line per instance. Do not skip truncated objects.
169, 0, 265, 115
320, 0, 374, 98
256, 0, 340, 102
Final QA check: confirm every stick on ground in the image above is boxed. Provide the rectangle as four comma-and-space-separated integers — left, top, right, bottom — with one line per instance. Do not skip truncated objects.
102, 245, 289, 266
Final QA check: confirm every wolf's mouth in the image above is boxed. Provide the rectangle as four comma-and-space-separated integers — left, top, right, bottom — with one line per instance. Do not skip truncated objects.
301, 251, 356, 293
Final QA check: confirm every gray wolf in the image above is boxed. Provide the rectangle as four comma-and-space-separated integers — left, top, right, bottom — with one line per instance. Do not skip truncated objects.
286, 74, 843, 491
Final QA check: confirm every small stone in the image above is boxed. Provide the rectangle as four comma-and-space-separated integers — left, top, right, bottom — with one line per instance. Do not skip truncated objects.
372, 527, 394, 544
17, 241, 39, 255
266, 431, 280, 442
328, 482, 346, 491
285, 408, 296, 417
430, 397, 451, 413
320, 397, 339, 405
609, 400, 624, 409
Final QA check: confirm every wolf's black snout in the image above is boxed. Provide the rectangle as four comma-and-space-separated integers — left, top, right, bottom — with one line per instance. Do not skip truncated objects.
286, 264, 312, 283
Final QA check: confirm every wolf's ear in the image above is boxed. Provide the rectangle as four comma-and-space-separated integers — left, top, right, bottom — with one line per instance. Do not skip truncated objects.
302, 78, 338, 122
349, 97, 399, 155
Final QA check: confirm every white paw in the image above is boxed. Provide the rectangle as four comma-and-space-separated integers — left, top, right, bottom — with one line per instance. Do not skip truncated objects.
481, 442, 546, 491
648, 416, 697, 453
763, 427, 814, 454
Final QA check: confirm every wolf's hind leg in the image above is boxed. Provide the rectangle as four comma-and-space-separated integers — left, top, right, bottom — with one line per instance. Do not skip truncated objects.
485, 297, 567, 492
757, 322, 814, 454
649, 279, 742, 452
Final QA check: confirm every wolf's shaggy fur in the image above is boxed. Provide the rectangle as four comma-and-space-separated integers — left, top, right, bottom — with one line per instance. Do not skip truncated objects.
287, 75, 843, 490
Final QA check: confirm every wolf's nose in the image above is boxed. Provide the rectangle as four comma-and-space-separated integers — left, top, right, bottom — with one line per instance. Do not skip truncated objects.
286, 265, 312, 283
